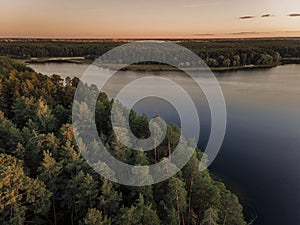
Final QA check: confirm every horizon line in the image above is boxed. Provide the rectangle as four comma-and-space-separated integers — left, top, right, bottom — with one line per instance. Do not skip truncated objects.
1, 36, 300, 40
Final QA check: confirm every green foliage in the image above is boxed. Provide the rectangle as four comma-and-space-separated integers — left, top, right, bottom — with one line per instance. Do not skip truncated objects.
99, 179, 122, 217
36, 98, 57, 133
164, 177, 187, 225
83, 208, 111, 225
117, 195, 161, 225
202, 207, 219, 225
0, 154, 51, 225
0, 112, 23, 155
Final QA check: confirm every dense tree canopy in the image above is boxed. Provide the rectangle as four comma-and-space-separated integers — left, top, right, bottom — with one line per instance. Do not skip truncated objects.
0, 57, 246, 225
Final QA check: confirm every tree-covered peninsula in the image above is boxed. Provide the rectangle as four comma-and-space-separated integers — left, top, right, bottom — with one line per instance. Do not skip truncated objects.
0, 57, 246, 225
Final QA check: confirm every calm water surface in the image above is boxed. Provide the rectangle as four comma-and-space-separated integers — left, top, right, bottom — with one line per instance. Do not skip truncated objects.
29, 63, 300, 225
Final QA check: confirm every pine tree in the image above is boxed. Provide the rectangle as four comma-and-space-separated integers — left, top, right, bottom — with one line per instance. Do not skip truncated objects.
201, 207, 219, 225
117, 195, 161, 225
215, 182, 246, 225
0, 154, 51, 225
0, 112, 23, 155
38, 150, 62, 225
12, 96, 35, 128
36, 98, 57, 133
83, 208, 111, 225
99, 179, 122, 217
167, 177, 187, 225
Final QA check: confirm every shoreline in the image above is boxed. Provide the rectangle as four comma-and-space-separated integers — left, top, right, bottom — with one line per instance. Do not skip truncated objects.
211, 171, 258, 225
23, 57, 91, 64
100, 63, 279, 72
24, 57, 280, 72
23, 57, 298, 72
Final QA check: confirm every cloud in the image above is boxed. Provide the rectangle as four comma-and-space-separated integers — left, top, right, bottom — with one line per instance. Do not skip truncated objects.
261, 14, 272, 18
288, 13, 300, 17
237, 16, 255, 19
229, 32, 261, 35
227, 31, 300, 36
193, 33, 215, 36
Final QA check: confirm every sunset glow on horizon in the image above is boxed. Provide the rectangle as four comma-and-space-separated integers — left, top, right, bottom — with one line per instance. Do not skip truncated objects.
1, 0, 300, 38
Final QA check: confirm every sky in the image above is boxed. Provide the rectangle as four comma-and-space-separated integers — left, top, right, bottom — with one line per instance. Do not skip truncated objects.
1, 0, 300, 38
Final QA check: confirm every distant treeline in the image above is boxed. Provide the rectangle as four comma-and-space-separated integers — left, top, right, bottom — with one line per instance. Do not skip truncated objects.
1, 39, 300, 67
0, 41, 121, 59
181, 39, 300, 66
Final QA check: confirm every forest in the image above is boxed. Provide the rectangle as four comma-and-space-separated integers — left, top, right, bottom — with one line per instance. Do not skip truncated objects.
0, 56, 246, 225
0, 38, 300, 68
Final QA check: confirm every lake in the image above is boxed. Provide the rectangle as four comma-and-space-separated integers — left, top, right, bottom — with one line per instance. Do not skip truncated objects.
29, 62, 300, 225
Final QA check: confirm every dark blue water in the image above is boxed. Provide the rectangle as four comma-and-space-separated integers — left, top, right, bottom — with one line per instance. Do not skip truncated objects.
29, 63, 300, 225
114, 65, 300, 225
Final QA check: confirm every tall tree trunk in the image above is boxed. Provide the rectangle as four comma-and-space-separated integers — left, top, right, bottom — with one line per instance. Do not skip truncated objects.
175, 185, 185, 225
223, 214, 227, 225
182, 213, 186, 225
52, 196, 57, 225
154, 140, 157, 162
188, 177, 194, 224
168, 141, 171, 159
71, 206, 74, 225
